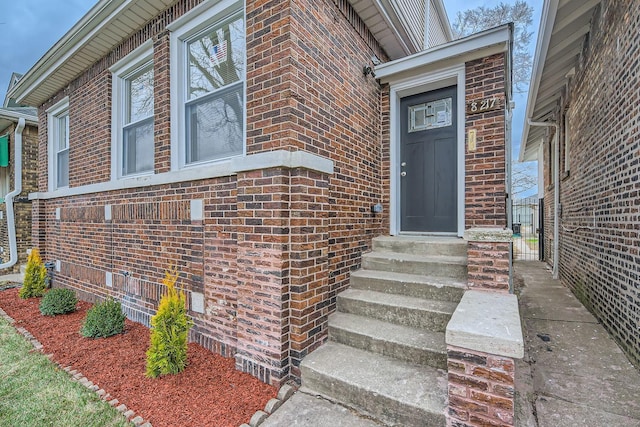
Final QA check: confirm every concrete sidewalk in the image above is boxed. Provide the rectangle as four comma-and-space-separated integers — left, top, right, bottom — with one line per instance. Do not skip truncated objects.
515, 261, 640, 427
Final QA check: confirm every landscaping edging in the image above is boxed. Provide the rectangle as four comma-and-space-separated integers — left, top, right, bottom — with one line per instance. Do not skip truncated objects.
0, 306, 151, 427
240, 383, 296, 427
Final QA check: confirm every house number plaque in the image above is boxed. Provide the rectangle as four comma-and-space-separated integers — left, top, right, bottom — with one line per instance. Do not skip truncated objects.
466, 97, 503, 115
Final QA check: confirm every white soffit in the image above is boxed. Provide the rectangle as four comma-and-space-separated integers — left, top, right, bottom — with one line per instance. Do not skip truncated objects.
9, 0, 177, 107
519, 0, 600, 162
348, 0, 415, 58
375, 24, 512, 84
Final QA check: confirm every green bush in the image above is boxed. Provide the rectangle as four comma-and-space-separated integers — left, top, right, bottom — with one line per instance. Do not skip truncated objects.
19, 248, 47, 299
39, 288, 77, 316
80, 298, 126, 338
146, 267, 193, 378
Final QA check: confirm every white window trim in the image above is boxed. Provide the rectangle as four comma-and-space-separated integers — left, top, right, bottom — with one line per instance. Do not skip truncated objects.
46, 96, 70, 191
168, 0, 245, 171
110, 39, 154, 181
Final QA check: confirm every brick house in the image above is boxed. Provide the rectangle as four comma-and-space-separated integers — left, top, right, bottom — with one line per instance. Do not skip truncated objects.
0, 74, 38, 273
520, 0, 640, 368
10, 0, 520, 424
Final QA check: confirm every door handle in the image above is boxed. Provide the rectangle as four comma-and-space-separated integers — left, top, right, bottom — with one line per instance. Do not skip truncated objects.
401, 162, 406, 167
400, 171, 407, 177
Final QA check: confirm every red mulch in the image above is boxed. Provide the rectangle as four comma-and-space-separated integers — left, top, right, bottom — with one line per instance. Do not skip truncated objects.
0, 288, 277, 427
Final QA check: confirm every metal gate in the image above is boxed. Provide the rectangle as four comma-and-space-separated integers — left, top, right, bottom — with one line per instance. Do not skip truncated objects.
511, 197, 541, 261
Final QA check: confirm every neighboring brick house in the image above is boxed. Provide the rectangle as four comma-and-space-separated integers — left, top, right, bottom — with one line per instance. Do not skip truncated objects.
520, 0, 640, 367
9, 0, 515, 398
0, 74, 38, 273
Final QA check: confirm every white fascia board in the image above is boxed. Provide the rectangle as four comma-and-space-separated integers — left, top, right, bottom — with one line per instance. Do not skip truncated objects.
0, 109, 38, 126
9, 0, 126, 105
374, 0, 414, 56
10, 0, 170, 107
376, 25, 511, 83
518, 0, 559, 163
432, 0, 453, 41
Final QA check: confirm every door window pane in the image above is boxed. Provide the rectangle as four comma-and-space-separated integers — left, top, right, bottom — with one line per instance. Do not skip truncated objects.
409, 97, 452, 132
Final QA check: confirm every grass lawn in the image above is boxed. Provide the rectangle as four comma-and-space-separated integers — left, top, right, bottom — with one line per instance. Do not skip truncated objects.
0, 317, 130, 427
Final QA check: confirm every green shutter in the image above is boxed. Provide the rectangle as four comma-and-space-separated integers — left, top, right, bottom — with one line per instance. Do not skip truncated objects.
0, 135, 8, 167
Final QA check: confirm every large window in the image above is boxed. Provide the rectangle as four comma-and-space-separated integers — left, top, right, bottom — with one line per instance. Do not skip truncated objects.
47, 98, 70, 190
170, 1, 245, 168
111, 41, 154, 178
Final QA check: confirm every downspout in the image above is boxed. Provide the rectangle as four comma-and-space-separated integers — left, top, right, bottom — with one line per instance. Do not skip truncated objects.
528, 119, 559, 278
0, 118, 25, 270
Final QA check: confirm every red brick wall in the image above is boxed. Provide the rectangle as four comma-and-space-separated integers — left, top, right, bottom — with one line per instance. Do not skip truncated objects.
542, 1, 640, 367
447, 346, 516, 426
466, 240, 510, 292
31, 0, 387, 386
465, 54, 508, 229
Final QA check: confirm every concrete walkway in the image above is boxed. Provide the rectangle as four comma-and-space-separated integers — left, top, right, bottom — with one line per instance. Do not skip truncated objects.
262, 261, 640, 426
515, 261, 640, 427
0, 272, 23, 285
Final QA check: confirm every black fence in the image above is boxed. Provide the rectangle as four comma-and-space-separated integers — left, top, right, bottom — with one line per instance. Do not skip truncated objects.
512, 197, 541, 261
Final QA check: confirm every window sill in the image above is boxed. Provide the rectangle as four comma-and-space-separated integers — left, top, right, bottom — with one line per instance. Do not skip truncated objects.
29, 150, 333, 200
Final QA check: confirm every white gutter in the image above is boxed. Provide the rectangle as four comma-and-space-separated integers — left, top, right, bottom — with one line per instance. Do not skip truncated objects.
0, 118, 25, 270
528, 119, 559, 279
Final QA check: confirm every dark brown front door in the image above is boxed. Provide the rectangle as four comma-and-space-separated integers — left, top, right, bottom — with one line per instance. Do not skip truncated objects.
400, 85, 457, 232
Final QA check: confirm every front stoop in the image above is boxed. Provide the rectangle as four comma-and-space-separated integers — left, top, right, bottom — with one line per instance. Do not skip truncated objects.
301, 236, 467, 426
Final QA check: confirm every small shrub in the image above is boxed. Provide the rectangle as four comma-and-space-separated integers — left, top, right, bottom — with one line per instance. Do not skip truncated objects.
39, 288, 77, 316
146, 267, 193, 378
19, 248, 47, 299
81, 298, 126, 338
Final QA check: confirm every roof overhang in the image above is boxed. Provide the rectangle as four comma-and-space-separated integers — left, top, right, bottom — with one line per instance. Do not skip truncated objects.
0, 109, 38, 134
10, 0, 452, 108
8, 0, 178, 107
375, 24, 512, 86
349, 0, 452, 60
518, 0, 601, 162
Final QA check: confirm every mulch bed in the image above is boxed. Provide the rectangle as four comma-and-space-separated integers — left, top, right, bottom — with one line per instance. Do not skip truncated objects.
0, 288, 277, 427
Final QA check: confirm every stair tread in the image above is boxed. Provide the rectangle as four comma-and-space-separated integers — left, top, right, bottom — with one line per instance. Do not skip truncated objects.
302, 342, 447, 412
351, 269, 467, 288
374, 235, 465, 244
339, 288, 458, 314
329, 312, 446, 353
363, 250, 467, 264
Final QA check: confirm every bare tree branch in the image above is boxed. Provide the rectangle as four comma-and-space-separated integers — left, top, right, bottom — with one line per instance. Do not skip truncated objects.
452, 1, 533, 93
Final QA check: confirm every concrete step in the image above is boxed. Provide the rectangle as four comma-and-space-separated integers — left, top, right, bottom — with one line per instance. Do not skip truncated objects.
350, 269, 465, 303
328, 312, 447, 369
337, 288, 457, 332
373, 235, 467, 257
301, 341, 447, 427
362, 251, 467, 280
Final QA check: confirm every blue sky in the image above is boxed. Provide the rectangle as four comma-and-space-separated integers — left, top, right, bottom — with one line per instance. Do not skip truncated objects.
0, 0, 541, 167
